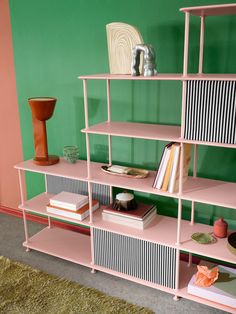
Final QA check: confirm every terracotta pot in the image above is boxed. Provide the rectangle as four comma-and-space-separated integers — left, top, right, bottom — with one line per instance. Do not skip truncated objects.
213, 217, 228, 238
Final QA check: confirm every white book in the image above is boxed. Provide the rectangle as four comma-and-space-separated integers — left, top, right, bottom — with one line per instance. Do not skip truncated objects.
155, 144, 172, 190
188, 264, 236, 308
102, 207, 156, 230
47, 200, 99, 221
49, 191, 88, 211
168, 143, 180, 193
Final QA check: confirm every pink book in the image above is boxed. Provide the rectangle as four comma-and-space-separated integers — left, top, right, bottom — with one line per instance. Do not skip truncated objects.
103, 203, 155, 221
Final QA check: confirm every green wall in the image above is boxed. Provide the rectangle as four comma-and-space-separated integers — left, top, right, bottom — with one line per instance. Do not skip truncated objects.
9, 0, 236, 228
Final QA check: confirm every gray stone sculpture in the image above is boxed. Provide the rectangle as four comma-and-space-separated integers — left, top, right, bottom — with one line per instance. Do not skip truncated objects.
131, 44, 157, 77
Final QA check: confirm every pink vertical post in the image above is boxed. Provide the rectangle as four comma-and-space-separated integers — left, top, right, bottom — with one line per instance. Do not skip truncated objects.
83, 79, 91, 178
83, 79, 93, 222
106, 79, 113, 203
183, 12, 190, 75
190, 144, 198, 226
90, 227, 96, 273
88, 182, 93, 224
18, 169, 30, 250
45, 174, 52, 228
176, 199, 182, 246
198, 16, 205, 74
173, 249, 180, 301
107, 79, 112, 165
176, 143, 184, 245
181, 12, 190, 138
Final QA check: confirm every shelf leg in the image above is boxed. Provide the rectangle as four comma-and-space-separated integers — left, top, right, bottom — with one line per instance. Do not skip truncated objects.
174, 249, 180, 301
90, 227, 96, 273
18, 169, 30, 248
173, 295, 180, 301
48, 216, 52, 229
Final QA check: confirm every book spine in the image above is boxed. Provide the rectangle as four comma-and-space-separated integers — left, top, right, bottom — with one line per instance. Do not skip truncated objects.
155, 145, 172, 189
162, 144, 175, 191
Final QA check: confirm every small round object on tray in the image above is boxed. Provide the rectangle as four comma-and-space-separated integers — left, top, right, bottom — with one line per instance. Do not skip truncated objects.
191, 232, 216, 244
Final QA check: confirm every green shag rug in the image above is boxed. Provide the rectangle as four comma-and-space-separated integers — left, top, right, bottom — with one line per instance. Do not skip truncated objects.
0, 256, 154, 314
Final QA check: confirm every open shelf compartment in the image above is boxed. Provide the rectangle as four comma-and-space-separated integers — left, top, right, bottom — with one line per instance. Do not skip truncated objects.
23, 226, 91, 267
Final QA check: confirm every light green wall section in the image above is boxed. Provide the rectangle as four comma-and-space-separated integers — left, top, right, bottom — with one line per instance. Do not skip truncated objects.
9, 0, 236, 227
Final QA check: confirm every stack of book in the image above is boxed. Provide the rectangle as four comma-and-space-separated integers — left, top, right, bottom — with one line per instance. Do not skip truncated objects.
102, 203, 157, 229
153, 142, 192, 193
46, 191, 99, 221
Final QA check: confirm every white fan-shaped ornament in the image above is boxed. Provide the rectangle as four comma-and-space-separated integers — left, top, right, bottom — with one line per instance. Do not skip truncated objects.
106, 22, 144, 74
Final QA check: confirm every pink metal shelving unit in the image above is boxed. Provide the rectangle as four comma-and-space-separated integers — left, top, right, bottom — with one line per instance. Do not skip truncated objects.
15, 3, 236, 313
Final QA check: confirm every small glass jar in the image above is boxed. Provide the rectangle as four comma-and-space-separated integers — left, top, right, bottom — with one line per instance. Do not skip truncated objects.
63, 145, 79, 163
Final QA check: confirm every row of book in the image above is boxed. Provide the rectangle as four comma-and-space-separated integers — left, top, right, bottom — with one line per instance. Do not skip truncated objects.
46, 191, 156, 230
153, 142, 192, 193
46, 191, 99, 221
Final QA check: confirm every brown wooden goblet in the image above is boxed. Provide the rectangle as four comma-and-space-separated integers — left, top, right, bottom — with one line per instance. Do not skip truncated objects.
28, 97, 59, 166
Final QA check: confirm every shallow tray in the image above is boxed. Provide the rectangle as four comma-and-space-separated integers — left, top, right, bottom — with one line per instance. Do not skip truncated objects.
191, 232, 216, 244
101, 165, 149, 179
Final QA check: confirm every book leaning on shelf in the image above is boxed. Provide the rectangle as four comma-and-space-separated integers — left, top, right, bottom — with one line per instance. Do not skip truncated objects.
46, 200, 99, 221
153, 142, 192, 193
102, 202, 157, 230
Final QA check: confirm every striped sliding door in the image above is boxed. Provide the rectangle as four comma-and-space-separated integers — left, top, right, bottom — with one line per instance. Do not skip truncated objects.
184, 80, 236, 144
46, 175, 110, 205
93, 228, 177, 289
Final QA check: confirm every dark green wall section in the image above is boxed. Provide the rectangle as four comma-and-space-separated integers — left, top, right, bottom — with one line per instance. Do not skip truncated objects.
9, 0, 236, 228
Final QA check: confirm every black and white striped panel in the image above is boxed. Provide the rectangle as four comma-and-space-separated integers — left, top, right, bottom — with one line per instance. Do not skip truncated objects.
184, 80, 236, 144
46, 175, 110, 205
93, 228, 176, 289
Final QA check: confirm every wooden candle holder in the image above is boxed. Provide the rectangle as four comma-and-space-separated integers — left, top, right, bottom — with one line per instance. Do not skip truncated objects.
28, 97, 59, 166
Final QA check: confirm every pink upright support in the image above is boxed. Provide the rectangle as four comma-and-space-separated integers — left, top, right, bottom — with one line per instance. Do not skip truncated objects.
198, 16, 205, 74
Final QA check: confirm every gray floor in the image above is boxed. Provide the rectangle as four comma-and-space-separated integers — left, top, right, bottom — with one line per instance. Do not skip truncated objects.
0, 212, 230, 314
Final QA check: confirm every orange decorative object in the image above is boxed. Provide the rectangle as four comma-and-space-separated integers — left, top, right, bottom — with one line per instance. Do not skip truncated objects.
28, 97, 59, 166
194, 265, 219, 287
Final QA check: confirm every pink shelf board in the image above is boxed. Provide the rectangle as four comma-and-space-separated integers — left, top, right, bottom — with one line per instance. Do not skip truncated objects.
19, 193, 92, 227
79, 73, 183, 80
81, 122, 181, 142
23, 227, 91, 267
179, 221, 236, 264
178, 262, 236, 314
82, 121, 236, 148
15, 158, 88, 180
79, 73, 236, 81
15, 159, 236, 210
185, 74, 236, 81
182, 138, 236, 149
182, 177, 236, 210
180, 3, 236, 17
88, 162, 180, 198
